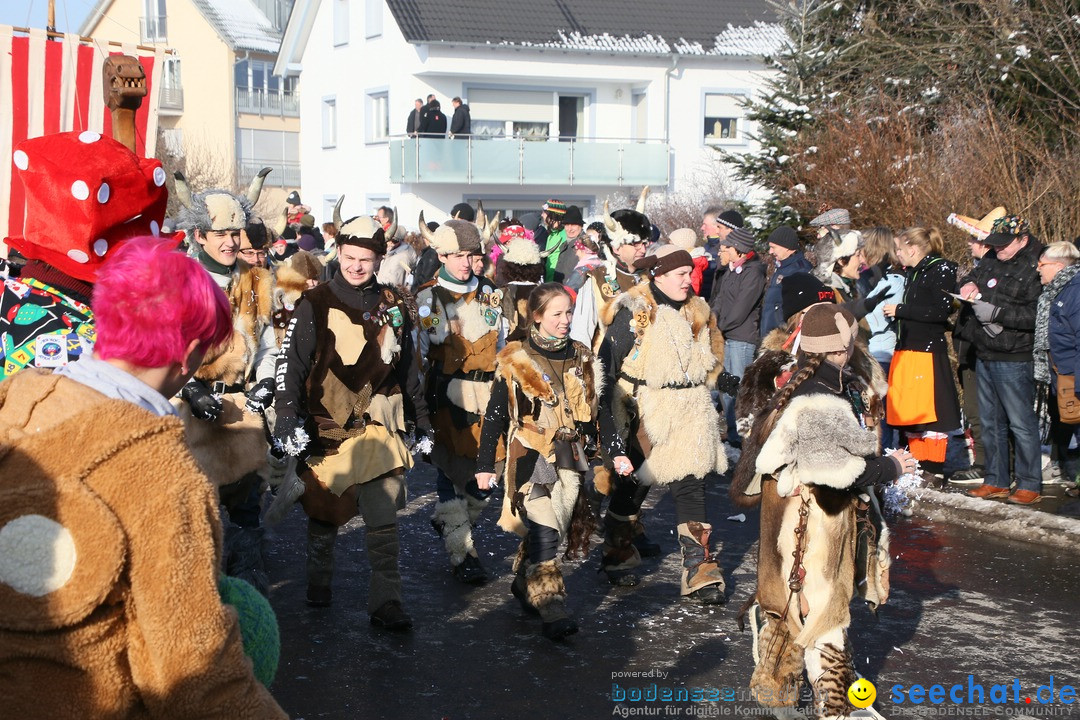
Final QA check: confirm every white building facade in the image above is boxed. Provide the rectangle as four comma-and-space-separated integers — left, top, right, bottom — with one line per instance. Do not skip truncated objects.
276, 0, 783, 224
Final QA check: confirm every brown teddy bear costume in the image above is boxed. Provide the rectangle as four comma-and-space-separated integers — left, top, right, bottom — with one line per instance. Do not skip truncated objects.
731, 304, 895, 719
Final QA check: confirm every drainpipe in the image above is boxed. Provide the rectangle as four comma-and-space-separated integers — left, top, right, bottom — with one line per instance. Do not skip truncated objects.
663, 53, 679, 144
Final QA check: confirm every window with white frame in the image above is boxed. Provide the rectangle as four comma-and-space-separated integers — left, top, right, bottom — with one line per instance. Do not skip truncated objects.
703, 92, 746, 143
334, 0, 349, 46
322, 97, 337, 147
365, 0, 382, 38
469, 88, 554, 139
142, 0, 167, 42
366, 91, 389, 143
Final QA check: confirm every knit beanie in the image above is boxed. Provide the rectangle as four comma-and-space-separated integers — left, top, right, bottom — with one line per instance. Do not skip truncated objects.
218, 575, 280, 687
639, 245, 693, 276
799, 304, 857, 354
781, 272, 836, 321
723, 227, 756, 254
668, 228, 700, 250
717, 210, 744, 230
767, 225, 800, 252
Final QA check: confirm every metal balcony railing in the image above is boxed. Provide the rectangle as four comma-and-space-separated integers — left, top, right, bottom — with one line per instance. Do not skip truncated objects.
238, 160, 300, 188
388, 135, 670, 186
140, 15, 167, 43
159, 86, 183, 111
236, 88, 300, 117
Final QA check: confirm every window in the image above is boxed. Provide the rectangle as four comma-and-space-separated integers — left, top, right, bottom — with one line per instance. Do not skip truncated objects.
160, 57, 183, 110
141, 0, 167, 41
704, 92, 745, 144
322, 98, 337, 147
469, 88, 554, 139
334, 0, 349, 46
236, 129, 300, 186
366, 91, 389, 143
235, 59, 298, 116
632, 91, 647, 140
365, 0, 382, 38
161, 127, 183, 157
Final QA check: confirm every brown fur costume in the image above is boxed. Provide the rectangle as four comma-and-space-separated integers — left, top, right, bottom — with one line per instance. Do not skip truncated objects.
195, 259, 274, 386
0, 370, 285, 719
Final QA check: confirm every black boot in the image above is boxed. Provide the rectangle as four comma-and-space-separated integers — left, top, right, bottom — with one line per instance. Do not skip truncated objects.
452, 554, 489, 585
306, 518, 337, 607
630, 515, 662, 557
370, 600, 413, 631
600, 514, 641, 586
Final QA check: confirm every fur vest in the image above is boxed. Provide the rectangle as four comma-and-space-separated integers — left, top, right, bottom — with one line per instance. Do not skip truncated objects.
196, 260, 274, 387
607, 284, 727, 485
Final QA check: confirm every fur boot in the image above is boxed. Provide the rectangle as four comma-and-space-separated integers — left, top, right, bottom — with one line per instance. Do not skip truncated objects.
750, 614, 804, 709
806, 628, 857, 719
365, 523, 402, 613
600, 512, 642, 586
306, 518, 338, 606
677, 522, 726, 603
526, 560, 577, 640
431, 497, 475, 566
465, 492, 490, 525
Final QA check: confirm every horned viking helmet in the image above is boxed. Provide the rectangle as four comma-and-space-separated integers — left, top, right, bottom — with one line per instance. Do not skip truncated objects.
174, 167, 271, 233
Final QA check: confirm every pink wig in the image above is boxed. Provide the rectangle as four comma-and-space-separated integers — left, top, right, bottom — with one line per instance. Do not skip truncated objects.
92, 237, 233, 367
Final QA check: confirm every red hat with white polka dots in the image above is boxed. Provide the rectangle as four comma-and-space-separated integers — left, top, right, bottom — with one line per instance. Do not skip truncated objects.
6, 130, 173, 283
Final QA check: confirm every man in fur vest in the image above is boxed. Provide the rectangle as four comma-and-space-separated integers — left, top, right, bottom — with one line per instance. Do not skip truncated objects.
416, 211, 502, 584
174, 167, 277, 595
271, 197, 430, 629
596, 246, 736, 601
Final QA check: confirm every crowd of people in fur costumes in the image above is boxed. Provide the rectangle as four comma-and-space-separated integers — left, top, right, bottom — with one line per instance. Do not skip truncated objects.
5, 128, 1070, 720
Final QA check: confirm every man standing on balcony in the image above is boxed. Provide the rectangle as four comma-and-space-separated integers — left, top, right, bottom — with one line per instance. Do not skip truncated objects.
406, 98, 423, 137
416, 214, 502, 585
420, 99, 448, 138
449, 97, 471, 139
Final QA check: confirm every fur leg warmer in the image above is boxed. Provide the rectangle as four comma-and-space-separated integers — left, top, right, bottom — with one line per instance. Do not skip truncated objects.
750, 611, 804, 709
432, 497, 475, 566
306, 518, 338, 589
677, 522, 725, 596
525, 560, 569, 624
365, 523, 402, 613
806, 627, 857, 719
600, 512, 642, 572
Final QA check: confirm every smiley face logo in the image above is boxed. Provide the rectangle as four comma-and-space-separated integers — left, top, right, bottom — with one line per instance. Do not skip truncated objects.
848, 678, 877, 708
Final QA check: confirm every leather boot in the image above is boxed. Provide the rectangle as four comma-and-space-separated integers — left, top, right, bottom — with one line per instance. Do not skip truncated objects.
677, 521, 726, 604
630, 514, 662, 557
306, 518, 337, 606
599, 513, 642, 586
526, 560, 577, 640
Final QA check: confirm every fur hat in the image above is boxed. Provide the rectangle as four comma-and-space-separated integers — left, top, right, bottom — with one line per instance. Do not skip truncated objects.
813, 229, 861, 280
767, 225, 800, 252
420, 216, 482, 255
450, 202, 475, 222
781, 272, 836, 321
799, 304, 857, 354
174, 167, 271, 236
240, 220, 268, 250
331, 197, 393, 256
6, 131, 174, 283
809, 205, 851, 227
947, 207, 1007, 241
275, 250, 323, 307
668, 228, 701, 250
717, 210, 744, 230
723, 227, 756, 254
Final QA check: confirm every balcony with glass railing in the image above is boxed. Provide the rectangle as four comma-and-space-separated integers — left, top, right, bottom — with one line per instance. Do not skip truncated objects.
236, 88, 300, 117
140, 15, 167, 43
389, 136, 669, 186
238, 160, 300, 188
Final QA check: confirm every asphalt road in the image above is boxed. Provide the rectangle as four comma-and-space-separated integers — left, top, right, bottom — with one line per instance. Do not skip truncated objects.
260, 462, 1080, 720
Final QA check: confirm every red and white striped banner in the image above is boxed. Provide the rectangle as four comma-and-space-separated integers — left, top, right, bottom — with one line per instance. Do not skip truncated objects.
0, 25, 164, 254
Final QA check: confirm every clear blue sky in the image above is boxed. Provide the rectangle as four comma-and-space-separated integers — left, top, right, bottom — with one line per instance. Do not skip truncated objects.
0, 0, 87, 33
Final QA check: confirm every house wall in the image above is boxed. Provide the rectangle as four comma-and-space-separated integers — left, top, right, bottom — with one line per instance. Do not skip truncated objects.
292, 0, 775, 227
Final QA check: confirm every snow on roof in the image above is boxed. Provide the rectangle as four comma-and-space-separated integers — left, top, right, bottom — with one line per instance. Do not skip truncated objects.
494, 22, 784, 57
191, 0, 283, 54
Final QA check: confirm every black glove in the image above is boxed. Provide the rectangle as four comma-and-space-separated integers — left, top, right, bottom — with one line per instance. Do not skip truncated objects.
245, 377, 276, 414
272, 412, 310, 458
716, 370, 741, 397
864, 289, 889, 312
181, 378, 222, 422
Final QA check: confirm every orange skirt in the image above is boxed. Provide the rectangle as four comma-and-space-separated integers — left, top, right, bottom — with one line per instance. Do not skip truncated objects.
886, 350, 938, 426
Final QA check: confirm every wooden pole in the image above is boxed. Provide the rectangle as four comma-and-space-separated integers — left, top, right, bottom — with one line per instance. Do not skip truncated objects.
47, 0, 56, 33
7, 25, 175, 54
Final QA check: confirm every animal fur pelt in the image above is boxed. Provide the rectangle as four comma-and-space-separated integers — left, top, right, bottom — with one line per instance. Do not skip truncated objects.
196, 261, 274, 385
170, 393, 269, 485
755, 394, 880, 498
273, 251, 322, 309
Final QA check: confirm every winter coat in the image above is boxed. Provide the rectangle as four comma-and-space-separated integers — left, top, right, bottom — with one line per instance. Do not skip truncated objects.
688, 248, 710, 296
421, 109, 447, 137
0, 370, 286, 719
761, 251, 812, 336
711, 252, 766, 344
1048, 269, 1080, 382
863, 268, 905, 363
450, 103, 472, 137
955, 239, 1043, 361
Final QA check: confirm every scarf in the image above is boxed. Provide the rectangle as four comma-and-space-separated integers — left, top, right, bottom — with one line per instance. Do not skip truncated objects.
529, 325, 569, 352
1034, 263, 1080, 384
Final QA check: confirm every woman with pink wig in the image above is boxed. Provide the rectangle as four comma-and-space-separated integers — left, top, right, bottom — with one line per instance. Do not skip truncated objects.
0, 237, 287, 718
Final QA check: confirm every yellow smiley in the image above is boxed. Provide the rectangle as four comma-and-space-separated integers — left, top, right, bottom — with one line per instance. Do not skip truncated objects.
848, 678, 877, 709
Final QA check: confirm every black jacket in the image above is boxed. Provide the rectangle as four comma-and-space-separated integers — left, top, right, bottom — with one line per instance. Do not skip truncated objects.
893, 254, 957, 353
711, 252, 766, 344
955, 238, 1043, 361
449, 103, 471, 136
420, 108, 447, 137
405, 108, 422, 135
